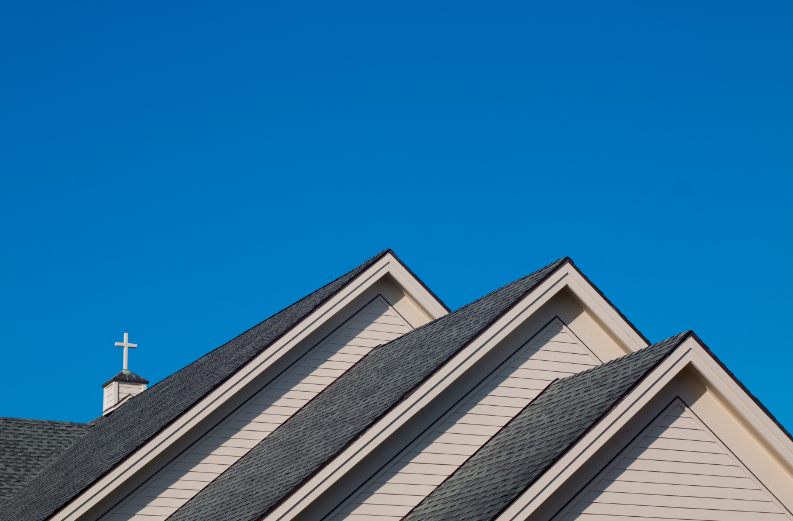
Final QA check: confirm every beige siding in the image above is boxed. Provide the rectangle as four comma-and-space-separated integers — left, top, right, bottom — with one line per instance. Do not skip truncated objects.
560, 404, 791, 521
106, 297, 412, 521
332, 320, 600, 521
102, 382, 117, 411
118, 383, 146, 401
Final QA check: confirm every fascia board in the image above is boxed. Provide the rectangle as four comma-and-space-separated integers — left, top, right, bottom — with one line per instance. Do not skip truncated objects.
494, 336, 696, 521
687, 342, 793, 469
561, 264, 648, 351
264, 268, 577, 521
379, 252, 449, 322
50, 255, 446, 521
495, 336, 793, 521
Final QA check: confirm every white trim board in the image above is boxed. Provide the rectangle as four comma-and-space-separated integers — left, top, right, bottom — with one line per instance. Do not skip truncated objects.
263, 263, 653, 521
52, 253, 446, 521
494, 335, 793, 521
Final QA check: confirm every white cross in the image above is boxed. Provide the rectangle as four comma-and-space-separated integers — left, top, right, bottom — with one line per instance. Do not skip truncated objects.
115, 332, 138, 372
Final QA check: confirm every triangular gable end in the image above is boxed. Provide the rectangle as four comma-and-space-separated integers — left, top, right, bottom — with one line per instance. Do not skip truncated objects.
556, 399, 791, 521
493, 334, 793, 521
4, 250, 448, 521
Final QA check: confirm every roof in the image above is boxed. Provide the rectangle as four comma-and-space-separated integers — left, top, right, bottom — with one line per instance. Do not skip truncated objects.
0, 250, 396, 521
0, 418, 91, 504
693, 333, 793, 444
101, 370, 149, 387
167, 258, 569, 521
403, 332, 691, 521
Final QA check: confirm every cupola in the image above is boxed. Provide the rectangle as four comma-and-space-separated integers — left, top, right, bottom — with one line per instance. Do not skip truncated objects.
101, 333, 149, 414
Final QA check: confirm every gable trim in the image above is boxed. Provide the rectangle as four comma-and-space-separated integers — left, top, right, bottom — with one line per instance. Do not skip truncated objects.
262, 261, 650, 521
494, 335, 793, 521
47, 252, 446, 521
567, 259, 650, 346
551, 398, 793, 520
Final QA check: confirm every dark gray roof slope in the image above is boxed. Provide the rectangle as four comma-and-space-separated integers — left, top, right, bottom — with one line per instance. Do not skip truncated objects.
404, 332, 691, 521
0, 418, 91, 504
169, 258, 568, 521
0, 250, 393, 521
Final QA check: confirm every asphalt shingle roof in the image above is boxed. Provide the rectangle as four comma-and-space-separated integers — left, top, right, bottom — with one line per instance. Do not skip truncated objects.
0, 250, 393, 521
403, 332, 691, 521
0, 418, 91, 504
168, 258, 569, 521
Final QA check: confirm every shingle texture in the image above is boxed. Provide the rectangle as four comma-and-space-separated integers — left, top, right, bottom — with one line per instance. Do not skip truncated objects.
168, 258, 568, 521
404, 332, 691, 521
0, 418, 91, 504
0, 251, 389, 521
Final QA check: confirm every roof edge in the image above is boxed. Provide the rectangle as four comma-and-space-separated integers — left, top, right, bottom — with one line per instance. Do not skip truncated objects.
382, 249, 450, 313
689, 332, 793, 444
565, 258, 651, 346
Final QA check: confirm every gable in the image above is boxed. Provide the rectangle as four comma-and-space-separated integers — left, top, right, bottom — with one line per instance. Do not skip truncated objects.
490, 335, 793, 521
0, 250, 447, 521
555, 400, 792, 520
104, 296, 414, 521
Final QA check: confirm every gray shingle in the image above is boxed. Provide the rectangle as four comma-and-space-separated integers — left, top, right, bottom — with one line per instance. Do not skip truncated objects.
0, 418, 91, 504
0, 250, 392, 521
403, 332, 691, 521
168, 258, 569, 521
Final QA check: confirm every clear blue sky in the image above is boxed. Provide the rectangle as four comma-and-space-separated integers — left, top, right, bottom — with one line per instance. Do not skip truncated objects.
1, 2, 791, 428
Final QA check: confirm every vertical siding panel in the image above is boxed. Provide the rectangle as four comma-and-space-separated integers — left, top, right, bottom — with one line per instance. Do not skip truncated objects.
332, 320, 600, 521
105, 297, 412, 521
560, 405, 790, 521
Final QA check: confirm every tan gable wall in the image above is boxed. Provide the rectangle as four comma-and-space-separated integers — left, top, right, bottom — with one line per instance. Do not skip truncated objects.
555, 401, 793, 521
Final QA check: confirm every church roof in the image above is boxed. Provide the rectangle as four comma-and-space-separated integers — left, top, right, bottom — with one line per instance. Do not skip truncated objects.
1, 253, 789, 521
0, 418, 91, 504
402, 332, 691, 521
167, 258, 568, 521
0, 250, 396, 521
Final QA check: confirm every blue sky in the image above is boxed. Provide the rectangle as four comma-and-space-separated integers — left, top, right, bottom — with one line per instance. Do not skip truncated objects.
1, 1, 791, 428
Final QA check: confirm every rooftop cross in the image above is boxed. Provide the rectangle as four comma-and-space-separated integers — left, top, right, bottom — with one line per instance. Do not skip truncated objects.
115, 332, 138, 373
